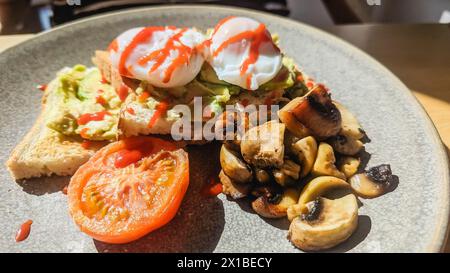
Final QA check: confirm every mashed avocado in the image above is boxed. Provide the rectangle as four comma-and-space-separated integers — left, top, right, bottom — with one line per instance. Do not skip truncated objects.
46, 65, 121, 141
132, 55, 299, 120
258, 56, 296, 91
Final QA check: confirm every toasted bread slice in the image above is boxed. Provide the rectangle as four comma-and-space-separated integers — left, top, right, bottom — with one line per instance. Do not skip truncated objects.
119, 94, 177, 136
6, 80, 105, 180
119, 95, 210, 145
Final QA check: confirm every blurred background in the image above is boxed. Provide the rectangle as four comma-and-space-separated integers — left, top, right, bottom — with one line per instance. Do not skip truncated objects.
0, 0, 449, 34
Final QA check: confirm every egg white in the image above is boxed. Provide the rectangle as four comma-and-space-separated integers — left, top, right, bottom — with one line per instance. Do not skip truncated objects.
207, 17, 282, 90
110, 27, 205, 88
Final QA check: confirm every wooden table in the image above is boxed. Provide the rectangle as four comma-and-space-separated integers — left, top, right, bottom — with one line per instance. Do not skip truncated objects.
1, 24, 449, 251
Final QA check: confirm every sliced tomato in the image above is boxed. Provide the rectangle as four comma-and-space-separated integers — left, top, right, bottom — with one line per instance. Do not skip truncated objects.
68, 136, 189, 244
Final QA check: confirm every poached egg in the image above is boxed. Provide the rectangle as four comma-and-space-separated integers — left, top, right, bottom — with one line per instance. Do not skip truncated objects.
109, 26, 205, 88
205, 17, 282, 90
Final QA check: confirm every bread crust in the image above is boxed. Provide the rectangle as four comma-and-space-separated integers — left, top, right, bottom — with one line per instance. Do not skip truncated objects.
5, 80, 105, 180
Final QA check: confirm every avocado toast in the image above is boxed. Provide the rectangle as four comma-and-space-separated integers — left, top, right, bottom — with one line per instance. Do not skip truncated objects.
6, 65, 121, 180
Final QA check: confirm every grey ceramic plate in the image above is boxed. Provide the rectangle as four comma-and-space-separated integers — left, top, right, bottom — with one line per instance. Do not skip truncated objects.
0, 5, 449, 253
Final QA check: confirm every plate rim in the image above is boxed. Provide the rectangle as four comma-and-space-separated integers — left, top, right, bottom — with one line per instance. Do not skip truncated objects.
1, 4, 448, 252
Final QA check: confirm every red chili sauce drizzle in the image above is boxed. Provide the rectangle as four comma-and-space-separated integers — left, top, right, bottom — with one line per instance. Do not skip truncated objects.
138, 91, 150, 102
201, 177, 223, 197
137, 28, 192, 83
147, 100, 169, 128
96, 95, 107, 105
117, 83, 130, 102
117, 26, 165, 78
212, 22, 276, 90
77, 111, 111, 126
37, 84, 47, 92
15, 220, 33, 242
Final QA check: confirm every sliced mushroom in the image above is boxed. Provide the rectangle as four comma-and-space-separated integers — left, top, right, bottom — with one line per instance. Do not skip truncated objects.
219, 170, 251, 199
334, 102, 365, 140
288, 194, 358, 251
289, 176, 351, 219
328, 135, 363, 156
273, 159, 301, 187
278, 97, 312, 139
220, 144, 253, 183
287, 85, 342, 139
291, 136, 318, 178
338, 156, 361, 178
252, 187, 300, 218
241, 120, 285, 168
312, 142, 346, 180
255, 168, 271, 184
349, 164, 394, 199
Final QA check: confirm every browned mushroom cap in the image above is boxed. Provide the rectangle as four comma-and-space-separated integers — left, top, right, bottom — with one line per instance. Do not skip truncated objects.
220, 144, 253, 183
252, 187, 300, 218
349, 164, 394, 199
278, 97, 312, 139
219, 170, 252, 199
288, 194, 359, 251
287, 85, 342, 139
